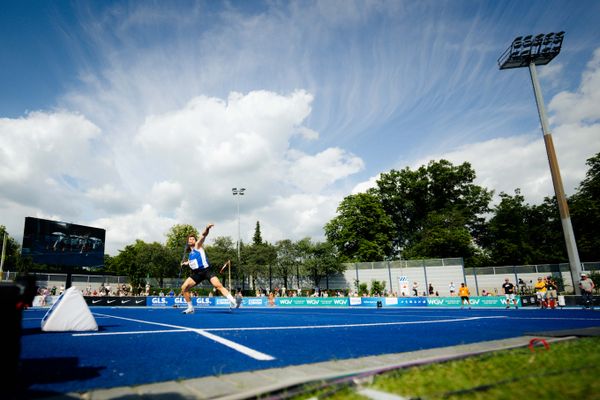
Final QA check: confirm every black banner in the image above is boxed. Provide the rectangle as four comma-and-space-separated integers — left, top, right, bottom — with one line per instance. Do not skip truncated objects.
520, 295, 538, 307
84, 296, 146, 307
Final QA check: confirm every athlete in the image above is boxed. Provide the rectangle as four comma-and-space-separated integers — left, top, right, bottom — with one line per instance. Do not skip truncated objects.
180, 224, 236, 314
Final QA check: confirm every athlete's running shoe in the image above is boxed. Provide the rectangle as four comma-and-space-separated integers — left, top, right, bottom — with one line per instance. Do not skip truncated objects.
182, 308, 195, 314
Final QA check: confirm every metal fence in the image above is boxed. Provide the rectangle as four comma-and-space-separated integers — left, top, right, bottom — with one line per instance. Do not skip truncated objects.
2, 260, 597, 296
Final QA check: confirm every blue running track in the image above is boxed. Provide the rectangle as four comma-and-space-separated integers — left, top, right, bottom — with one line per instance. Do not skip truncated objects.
19, 307, 600, 396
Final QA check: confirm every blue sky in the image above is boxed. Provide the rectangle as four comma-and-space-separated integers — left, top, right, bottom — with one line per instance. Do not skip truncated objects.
1, 0, 600, 255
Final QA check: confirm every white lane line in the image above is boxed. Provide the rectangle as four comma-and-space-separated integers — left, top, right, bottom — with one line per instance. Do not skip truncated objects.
192, 329, 275, 361
74, 329, 184, 336
203, 316, 508, 332
89, 312, 275, 361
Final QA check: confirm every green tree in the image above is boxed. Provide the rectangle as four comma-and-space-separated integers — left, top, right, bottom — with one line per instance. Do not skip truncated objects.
205, 236, 237, 286
274, 239, 298, 290
0, 226, 21, 273
303, 240, 344, 289
570, 152, 600, 261
370, 160, 492, 260
165, 224, 199, 254
253, 221, 263, 245
244, 241, 277, 291
403, 209, 477, 263
480, 190, 565, 265
109, 240, 178, 289
370, 280, 386, 296
324, 192, 396, 262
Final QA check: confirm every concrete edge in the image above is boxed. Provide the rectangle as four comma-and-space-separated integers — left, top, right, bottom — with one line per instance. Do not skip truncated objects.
65, 335, 577, 400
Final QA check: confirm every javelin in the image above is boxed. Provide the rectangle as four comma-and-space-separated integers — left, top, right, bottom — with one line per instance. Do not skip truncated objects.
178, 239, 188, 284
219, 259, 231, 274
219, 259, 232, 292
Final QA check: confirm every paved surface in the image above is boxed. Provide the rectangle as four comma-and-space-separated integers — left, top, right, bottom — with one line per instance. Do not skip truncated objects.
39, 335, 573, 400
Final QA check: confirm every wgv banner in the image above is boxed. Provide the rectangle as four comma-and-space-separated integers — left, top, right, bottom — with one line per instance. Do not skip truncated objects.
276, 297, 349, 307
426, 296, 522, 308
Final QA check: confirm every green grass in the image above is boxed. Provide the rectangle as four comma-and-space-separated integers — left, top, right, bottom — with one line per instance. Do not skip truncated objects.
290, 337, 600, 400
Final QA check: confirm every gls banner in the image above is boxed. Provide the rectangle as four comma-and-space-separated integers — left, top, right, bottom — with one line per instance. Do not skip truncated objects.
147, 296, 213, 307
85, 296, 146, 307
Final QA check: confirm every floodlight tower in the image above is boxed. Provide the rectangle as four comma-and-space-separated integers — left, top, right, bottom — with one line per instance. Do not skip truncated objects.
498, 32, 583, 293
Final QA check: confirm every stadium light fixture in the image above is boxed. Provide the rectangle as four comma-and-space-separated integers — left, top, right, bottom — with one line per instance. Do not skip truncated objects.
498, 32, 583, 293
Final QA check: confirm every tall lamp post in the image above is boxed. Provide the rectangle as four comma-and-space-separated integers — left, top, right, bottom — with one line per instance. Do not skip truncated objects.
498, 32, 583, 293
232, 188, 245, 289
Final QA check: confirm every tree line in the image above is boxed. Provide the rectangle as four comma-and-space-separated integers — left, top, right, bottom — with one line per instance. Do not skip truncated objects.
2, 152, 598, 288
326, 152, 600, 267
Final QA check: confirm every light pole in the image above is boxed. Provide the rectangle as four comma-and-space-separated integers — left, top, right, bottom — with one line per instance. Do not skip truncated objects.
498, 32, 583, 293
232, 188, 245, 288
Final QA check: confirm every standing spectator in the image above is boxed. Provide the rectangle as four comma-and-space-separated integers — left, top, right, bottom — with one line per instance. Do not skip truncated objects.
534, 277, 547, 308
545, 276, 558, 309
235, 289, 243, 309
458, 283, 471, 309
448, 282, 456, 296
579, 273, 595, 310
428, 283, 434, 296
412, 281, 419, 296
268, 291, 275, 307
502, 278, 518, 309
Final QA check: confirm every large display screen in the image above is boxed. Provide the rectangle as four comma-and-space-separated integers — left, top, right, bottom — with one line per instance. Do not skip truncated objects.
21, 217, 105, 268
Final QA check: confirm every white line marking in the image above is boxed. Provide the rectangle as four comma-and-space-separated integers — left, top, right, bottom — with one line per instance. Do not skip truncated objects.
74, 329, 184, 336
90, 312, 275, 361
203, 316, 507, 332
192, 329, 275, 361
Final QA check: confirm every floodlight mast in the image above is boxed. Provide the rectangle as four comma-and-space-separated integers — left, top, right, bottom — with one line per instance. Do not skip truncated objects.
499, 32, 583, 294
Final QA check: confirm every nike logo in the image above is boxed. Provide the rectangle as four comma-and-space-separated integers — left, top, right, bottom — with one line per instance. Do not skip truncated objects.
135, 300, 144, 304
121, 300, 130, 304
107, 300, 116, 304
92, 300, 101, 304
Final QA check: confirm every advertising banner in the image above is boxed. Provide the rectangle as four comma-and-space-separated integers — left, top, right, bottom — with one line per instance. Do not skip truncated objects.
426, 296, 523, 308
84, 296, 146, 307
350, 296, 427, 307
276, 297, 349, 307
242, 297, 267, 307
146, 296, 213, 307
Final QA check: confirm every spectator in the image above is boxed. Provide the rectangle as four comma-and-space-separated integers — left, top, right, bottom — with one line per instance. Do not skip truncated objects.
235, 289, 243, 309
428, 283, 434, 296
534, 277, 547, 308
502, 278, 518, 309
412, 281, 419, 296
579, 273, 595, 310
459, 283, 471, 309
545, 276, 558, 309
448, 282, 456, 296
268, 291, 275, 307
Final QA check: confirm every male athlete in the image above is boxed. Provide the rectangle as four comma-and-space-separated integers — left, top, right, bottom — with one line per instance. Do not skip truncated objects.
180, 224, 236, 314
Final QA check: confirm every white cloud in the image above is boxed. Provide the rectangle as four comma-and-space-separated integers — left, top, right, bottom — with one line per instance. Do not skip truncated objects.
287, 147, 364, 192
549, 48, 600, 125
0, 89, 365, 254
352, 48, 600, 206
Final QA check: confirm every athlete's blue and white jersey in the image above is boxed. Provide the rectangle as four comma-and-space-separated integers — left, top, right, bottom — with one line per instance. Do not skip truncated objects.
188, 247, 210, 270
